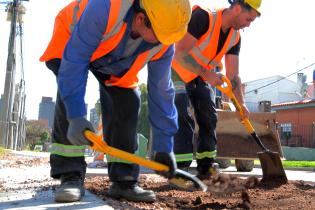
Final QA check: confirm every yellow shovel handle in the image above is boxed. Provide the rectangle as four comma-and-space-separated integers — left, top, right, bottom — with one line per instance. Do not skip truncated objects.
215, 75, 255, 134
84, 130, 169, 171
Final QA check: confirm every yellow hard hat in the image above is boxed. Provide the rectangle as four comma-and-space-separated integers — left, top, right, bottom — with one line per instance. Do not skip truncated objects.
140, 0, 192, 45
244, 0, 262, 15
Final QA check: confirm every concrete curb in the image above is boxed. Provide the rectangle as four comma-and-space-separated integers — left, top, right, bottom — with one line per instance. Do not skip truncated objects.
1, 189, 114, 210
251, 165, 315, 171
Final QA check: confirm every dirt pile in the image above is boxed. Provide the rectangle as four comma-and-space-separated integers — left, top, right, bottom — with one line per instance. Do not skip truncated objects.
1, 153, 314, 209
0, 153, 49, 168
85, 174, 315, 210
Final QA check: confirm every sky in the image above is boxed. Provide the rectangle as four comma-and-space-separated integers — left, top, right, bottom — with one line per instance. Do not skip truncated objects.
1, 0, 315, 120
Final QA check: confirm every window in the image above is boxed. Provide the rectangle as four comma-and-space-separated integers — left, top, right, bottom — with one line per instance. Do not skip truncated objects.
280, 123, 292, 139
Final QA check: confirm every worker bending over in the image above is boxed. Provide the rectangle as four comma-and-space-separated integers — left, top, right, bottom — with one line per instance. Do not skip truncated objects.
40, 0, 191, 203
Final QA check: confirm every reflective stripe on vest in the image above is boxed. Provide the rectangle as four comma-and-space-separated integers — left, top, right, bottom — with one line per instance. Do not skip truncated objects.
50, 143, 85, 157
90, 0, 134, 61
196, 150, 217, 160
70, 0, 83, 32
175, 153, 194, 162
40, 0, 169, 89
105, 45, 168, 88
172, 8, 240, 83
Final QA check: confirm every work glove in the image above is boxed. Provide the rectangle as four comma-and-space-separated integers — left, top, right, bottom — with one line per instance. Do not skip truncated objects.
67, 117, 95, 145
152, 152, 177, 178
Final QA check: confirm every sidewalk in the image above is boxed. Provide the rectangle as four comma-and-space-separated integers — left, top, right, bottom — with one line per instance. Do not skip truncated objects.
0, 151, 114, 210
1, 151, 314, 209
1, 189, 113, 210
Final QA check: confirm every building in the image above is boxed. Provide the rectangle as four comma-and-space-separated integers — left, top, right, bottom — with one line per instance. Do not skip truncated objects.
307, 83, 314, 99
85, 103, 88, 120
89, 99, 101, 129
244, 74, 307, 112
306, 69, 315, 99
0, 94, 3, 113
38, 97, 55, 128
90, 107, 99, 129
272, 70, 315, 148
272, 99, 315, 148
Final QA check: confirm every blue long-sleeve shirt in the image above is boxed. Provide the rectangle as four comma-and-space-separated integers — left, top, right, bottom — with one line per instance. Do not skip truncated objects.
58, 0, 178, 152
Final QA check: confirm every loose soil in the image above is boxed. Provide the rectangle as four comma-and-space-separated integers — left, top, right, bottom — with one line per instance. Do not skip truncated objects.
1, 153, 315, 209
85, 174, 315, 210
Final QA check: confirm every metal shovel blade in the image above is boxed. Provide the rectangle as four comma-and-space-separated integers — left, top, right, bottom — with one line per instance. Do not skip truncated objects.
216, 76, 287, 184
258, 150, 288, 183
250, 132, 288, 183
169, 169, 207, 192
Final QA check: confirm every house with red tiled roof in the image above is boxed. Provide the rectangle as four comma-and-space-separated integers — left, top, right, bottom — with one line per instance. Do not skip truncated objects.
241, 70, 315, 148
271, 99, 315, 148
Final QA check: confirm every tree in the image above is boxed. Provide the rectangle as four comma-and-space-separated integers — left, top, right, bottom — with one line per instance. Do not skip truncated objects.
40, 131, 50, 144
137, 83, 150, 139
25, 120, 50, 150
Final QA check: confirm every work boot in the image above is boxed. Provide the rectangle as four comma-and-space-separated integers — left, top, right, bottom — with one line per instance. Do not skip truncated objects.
54, 172, 85, 202
196, 158, 220, 180
108, 182, 156, 202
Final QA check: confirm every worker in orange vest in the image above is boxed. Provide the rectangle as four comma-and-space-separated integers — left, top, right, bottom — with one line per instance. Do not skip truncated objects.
172, 0, 261, 179
40, 0, 191, 203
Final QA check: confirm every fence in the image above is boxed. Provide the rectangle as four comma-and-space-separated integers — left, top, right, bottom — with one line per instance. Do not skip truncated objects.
279, 123, 315, 148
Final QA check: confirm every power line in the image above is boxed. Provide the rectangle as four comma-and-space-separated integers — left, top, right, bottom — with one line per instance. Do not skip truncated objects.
245, 77, 283, 87
245, 62, 315, 94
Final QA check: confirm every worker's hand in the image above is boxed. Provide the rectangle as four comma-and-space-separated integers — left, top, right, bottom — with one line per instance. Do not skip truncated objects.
67, 117, 95, 145
200, 70, 224, 87
152, 152, 177, 178
237, 103, 250, 121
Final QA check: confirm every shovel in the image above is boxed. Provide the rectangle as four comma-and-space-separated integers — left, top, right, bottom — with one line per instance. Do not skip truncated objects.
216, 76, 287, 183
84, 130, 207, 191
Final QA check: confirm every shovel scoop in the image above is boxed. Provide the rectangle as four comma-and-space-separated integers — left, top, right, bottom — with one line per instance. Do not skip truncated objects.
85, 130, 207, 191
216, 76, 287, 183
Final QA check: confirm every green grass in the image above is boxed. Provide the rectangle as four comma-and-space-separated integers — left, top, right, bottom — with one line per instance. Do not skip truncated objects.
0, 146, 8, 156
281, 161, 315, 168
253, 160, 315, 168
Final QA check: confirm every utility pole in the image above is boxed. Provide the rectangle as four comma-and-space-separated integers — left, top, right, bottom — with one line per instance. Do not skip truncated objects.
0, 0, 19, 148
0, 0, 26, 149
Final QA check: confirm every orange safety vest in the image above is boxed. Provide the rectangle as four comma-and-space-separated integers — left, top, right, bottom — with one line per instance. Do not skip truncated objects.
40, 0, 169, 88
172, 7, 240, 83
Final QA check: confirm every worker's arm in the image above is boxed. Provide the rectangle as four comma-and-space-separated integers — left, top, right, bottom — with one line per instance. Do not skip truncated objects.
58, 0, 110, 118
225, 54, 249, 119
147, 45, 178, 153
174, 33, 224, 86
